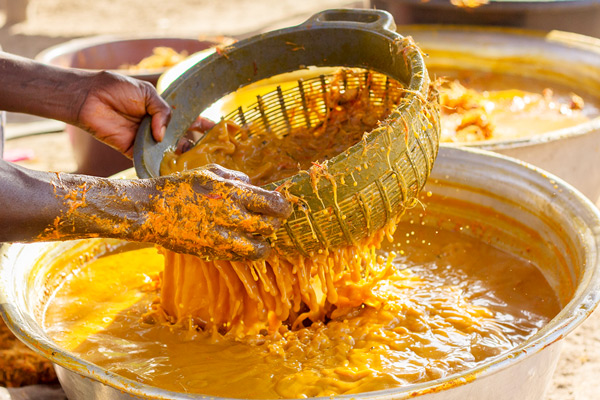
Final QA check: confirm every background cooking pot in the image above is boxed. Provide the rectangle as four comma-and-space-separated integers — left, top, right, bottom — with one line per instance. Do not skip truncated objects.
1, 146, 600, 399
372, 0, 600, 38
399, 25, 600, 206
35, 36, 229, 177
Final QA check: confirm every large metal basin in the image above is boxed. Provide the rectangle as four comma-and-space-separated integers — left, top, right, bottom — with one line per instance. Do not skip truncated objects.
400, 26, 600, 206
1, 146, 600, 399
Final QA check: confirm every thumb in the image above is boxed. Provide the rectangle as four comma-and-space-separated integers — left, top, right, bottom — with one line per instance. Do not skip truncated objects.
144, 83, 172, 143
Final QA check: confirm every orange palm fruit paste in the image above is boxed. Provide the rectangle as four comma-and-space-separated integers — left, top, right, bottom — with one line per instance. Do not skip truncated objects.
43, 69, 560, 398
43, 219, 559, 398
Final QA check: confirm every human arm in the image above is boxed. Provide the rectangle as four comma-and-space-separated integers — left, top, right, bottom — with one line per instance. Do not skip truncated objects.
0, 51, 171, 157
0, 161, 292, 260
0, 51, 291, 259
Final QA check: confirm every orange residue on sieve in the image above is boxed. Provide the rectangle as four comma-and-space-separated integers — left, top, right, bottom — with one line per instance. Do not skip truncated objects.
160, 69, 406, 186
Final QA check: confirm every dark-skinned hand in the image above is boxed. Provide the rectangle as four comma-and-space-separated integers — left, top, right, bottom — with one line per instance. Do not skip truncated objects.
74, 71, 171, 157
139, 164, 292, 259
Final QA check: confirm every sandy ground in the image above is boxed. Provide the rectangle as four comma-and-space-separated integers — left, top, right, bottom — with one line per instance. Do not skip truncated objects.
2, 1, 600, 399
0, 0, 365, 58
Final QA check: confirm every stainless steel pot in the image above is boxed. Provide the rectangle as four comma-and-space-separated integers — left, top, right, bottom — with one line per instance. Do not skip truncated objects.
1, 146, 600, 399
399, 26, 600, 206
373, 0, 600, 38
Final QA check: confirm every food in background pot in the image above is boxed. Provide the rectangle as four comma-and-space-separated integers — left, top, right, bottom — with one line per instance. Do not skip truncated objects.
436, 70, 599, 143
119, 46, 188, 71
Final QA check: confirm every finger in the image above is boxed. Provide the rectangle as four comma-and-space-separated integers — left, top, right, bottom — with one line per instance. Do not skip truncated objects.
164, 243, 232, 261
175, 137, 195, 154
122, 146, 134, 159
245, 214, 284, 236
238, 186, 293, 218
144, 83, 172, 143
210, 227, 271, 260
188, 116, 216, 133
204, 164, 251, 184
185, 128, 203, 143
160, 227, 270, 260
232, 233, 271, 260
224, 210, 284, 236
240, 236, 271, 260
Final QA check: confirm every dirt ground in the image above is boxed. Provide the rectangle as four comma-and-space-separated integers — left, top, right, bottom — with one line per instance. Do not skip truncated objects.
2, 1, 600, 399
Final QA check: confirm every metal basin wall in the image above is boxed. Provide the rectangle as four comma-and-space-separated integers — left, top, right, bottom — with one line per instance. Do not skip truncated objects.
1, 146, 600, 399
400, 26, 600, 206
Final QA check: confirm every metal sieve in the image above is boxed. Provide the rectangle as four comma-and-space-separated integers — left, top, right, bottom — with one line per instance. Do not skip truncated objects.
134, 9, 440, 255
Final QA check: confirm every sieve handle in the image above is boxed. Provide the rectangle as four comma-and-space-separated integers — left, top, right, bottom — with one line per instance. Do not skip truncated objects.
301, 9, 396, 34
